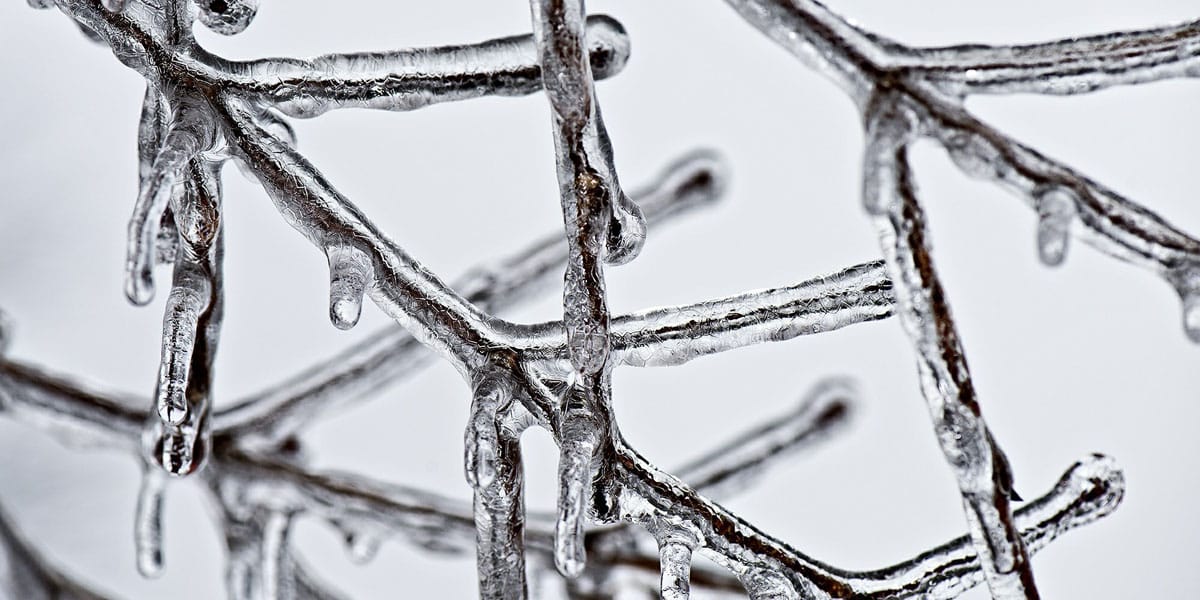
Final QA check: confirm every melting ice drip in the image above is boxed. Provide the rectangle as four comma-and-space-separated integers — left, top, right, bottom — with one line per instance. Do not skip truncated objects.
3, 1, 1200, 599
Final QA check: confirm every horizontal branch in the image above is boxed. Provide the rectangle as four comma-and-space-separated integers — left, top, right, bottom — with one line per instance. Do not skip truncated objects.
225, 15, 631, 118
902, 19, 1200, 96
514, 260, 895, 366
613, 447, 1123, 599
0, 361, 142, 451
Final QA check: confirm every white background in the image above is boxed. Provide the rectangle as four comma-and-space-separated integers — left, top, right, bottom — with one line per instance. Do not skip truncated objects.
1, 1, 1198, 598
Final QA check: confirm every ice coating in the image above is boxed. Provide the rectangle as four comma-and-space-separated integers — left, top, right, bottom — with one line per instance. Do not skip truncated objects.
0, 359, 1128, 599
325, 245, 372, 331
1035, 187, 1077, 267
134, 465, 166, 578
198, 0, 259, 36
7, 0, 1200, 598
864, 105, 1036, 598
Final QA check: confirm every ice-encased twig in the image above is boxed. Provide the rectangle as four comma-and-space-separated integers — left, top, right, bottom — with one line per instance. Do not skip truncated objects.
862, 107, 1034, 598
899, 19, 1200, 96
12, 0, 1184, 597
521, 260, 894, 367
609, 436, 1121, 599
211, 150, 729, 448
0, 353, 839, 597
0, 351, 1125, 599
228, 15, 631, 119
722, 0, 1200, 345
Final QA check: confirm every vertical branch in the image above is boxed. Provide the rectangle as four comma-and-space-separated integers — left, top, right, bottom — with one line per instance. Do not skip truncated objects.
862, 103, 1037, 599
530, 0, 632, 582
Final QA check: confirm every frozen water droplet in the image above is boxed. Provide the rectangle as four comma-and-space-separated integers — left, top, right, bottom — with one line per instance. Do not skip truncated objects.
604, 193, 647, 265
101, 0, 127, 12
327, 245, 371, 330
26, 0, 55, 9
340, 525, 383, 565
199, 0, 260, 36
152, 425, 209, 476
135, 467, 166, 578
1169, 264, 1200, 343
158, 402, 188, 427
1036, 188, 1076, 267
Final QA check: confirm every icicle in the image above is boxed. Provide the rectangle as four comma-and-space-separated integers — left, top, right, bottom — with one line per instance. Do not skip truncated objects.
464, 376, 507, 490
125, 106, 213, 306
326, 245, 372, 331
135, 465, 166, 578
1035, 187, 1076, 267
155, 269, 211, 425
260, 510, 291, 600
657, 536, 695, 600
1169, 263, 1200, 343
555, 389, 601, 578
199, 0, 260, 36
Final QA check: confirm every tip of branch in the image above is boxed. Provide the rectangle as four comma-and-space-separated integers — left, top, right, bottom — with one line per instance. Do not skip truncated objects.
125, 266, 156, 306
585, 15, 631, 79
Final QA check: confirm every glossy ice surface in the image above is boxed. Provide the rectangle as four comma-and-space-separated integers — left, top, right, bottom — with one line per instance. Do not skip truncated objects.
1, 1, 1198, 599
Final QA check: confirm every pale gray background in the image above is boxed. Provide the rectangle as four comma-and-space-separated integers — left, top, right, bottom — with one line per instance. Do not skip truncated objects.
1, 1, 1198, 598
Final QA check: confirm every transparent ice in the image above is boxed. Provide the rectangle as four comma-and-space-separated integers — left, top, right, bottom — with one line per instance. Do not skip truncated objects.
2, 0, 1198, 598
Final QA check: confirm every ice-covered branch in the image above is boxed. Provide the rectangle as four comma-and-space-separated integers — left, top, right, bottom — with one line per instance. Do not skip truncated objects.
900, 19, 1200, 96
723, 0, 1200, 345
863, 108, 1035, 598
211, 150, 728, 448
213, 94, 503, 373
913, 92, 1200, 341
514, 260, 893, 367
612, 436, 1121, 599
227, 15, 631, 118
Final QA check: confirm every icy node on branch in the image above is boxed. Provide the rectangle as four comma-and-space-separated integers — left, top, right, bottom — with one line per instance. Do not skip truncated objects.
1169, 263, 1200, 343
199, 0, 260, 36
101, 0, 127, 13
326, 245, 373, 331
1035, 187, 1077, 267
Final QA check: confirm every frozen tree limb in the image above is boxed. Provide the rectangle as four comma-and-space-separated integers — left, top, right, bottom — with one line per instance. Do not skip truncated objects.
8, 0, 1188, 597
863, 107, 1033, 598
212, 149, 729, 448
